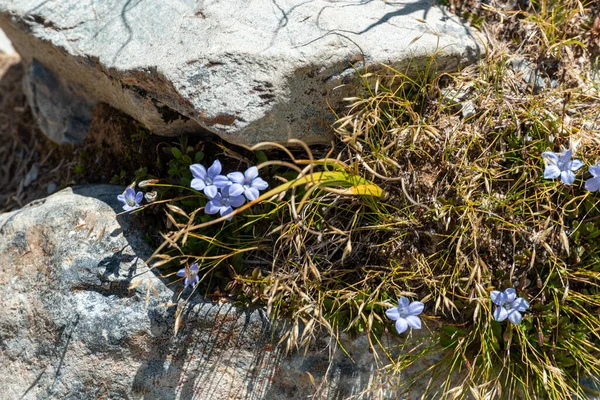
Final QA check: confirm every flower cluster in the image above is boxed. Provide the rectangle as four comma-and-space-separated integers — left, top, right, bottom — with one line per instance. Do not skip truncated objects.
385, 288, 530, 334
190, 160, 268, 220
491, 288, 530, 324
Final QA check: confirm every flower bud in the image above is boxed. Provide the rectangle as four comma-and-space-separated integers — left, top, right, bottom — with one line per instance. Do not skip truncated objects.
139, 179, 159, 188
144, 191, 158, 203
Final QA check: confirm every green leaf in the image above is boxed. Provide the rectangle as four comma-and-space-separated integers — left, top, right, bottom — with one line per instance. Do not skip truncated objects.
171, 147, 183, 159
194, 151, 204, 163
182, 155, 192, 165
255, 150, 268, 164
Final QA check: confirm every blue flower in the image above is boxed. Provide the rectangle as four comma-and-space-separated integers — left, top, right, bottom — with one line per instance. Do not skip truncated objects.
542, 149, 583, 185
227, 166, 269, 201
491, 288, 529, 324
385, 296, 424, 334
585, 162, 600, 192
205, 185, 246, 220
190, 160, 231, 198
117, 187, 143, 212
176, 263, 199, 288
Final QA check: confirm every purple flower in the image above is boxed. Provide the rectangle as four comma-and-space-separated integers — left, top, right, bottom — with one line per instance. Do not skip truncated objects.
491, 288, 529, 324
205, 185, 245, 220
176, 263, 199, 288
585, 162, 600, 192
385, 297, 424, 334
190, 160, 230, 198
227, 166, 269, 201
542, 149, 583, 185
117, 187, 143, 212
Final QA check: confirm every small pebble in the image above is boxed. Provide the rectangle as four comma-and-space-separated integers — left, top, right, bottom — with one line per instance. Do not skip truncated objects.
47, 183, 58, 194
23, 163, 39, 187
461, 100, 477, 118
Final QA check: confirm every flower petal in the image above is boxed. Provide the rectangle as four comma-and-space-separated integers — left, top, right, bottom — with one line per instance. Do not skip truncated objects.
190, 178, 206, 191
490, 290, 505, 306
184, 277, 190, 288
251, 177, 269, 191
190, 164, 207, 180
512, 297, 529, 312
228, 183, 245, 197
244, 187, 260, 201
135, 191, 143, 204
385, 307, 400, 321
117, 194, 126, 203
504, 288, 516, 303
191, 275, 199, 287
407, 301, 424, 316
244, 166, 259, 181
122, 204, 133, 212
220, 205, 234, 220
558, 149, 572, 166
176, 269, 187, 277
204, 185, 218, 199
207, 160, 222, 177
395, 318, 409, 334
507, 310, 523, 324
190, 263, 199, 273
544, 165, 561, 179
571, 159, 584, 171
589, 164, 600, 177
229, 195, 246, 208
227, 172, 245, 184
405, 315, 422, 329
561, 170, 575, 185
398, 297, 410, 308
125, 187, 136, 200
213, 175, 231, 189
493, 306, 508, 322
585, 176, 600, 192
542, 151, 558, 163
205, 200, 221, 215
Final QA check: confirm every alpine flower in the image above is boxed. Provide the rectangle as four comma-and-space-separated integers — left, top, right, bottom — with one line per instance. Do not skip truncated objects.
190, 160, 230, 198
585, 162, 600, 192
385, 297, 424, 334
205, 185, 245, 220
227, 166, 269, 201
491, 288, 529, 324
542, 149, 583, 185
176, 263, 199, 289
117, 187, 143, 212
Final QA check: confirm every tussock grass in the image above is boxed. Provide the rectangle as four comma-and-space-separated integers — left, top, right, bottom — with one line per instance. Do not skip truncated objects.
139, 0, 600, 398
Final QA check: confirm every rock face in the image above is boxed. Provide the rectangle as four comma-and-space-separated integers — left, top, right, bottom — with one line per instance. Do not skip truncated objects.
0, 0, 483, 146
0, 185, 408, 399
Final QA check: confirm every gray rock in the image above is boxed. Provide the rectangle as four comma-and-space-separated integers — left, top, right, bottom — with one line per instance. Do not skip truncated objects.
510, 57, 546, 92
0, 0, 483, 146
0, 185, 428, 399
22, 60, 94, 143
0, 27, 13, 54
46, 182, 57, 194
461, 100, 476, 118
580, 375, 600, 399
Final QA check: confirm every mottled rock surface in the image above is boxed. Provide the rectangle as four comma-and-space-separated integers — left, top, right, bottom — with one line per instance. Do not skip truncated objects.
0, 185, 421, 399
0, 0, 483, 146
